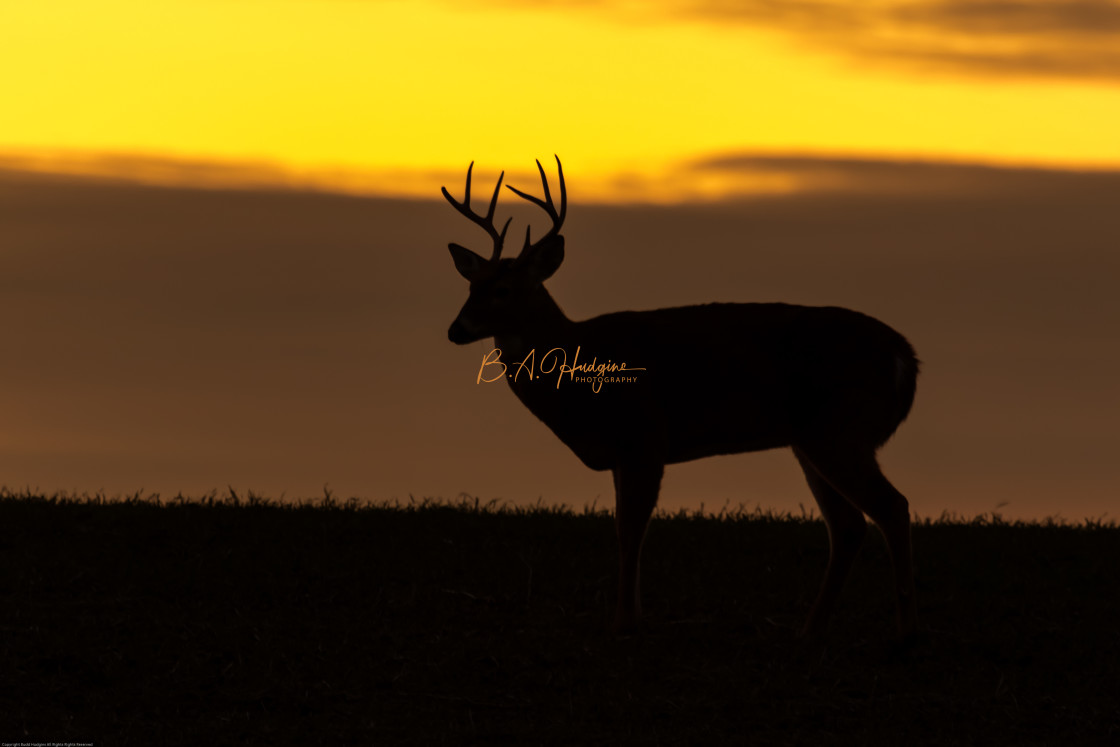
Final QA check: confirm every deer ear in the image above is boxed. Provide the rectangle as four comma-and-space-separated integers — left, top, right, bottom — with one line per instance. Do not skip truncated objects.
448, 243, 487, 280
519, 235, 564, 282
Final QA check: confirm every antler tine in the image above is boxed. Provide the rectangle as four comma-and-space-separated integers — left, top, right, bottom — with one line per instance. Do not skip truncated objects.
554, 154, 566, 225
497, 215, 513, 256
485, 170, 502, 222
506, 170, 550, 213
535, 159, 552, 211
506, 155, 567, 254
441, 162, 510, 261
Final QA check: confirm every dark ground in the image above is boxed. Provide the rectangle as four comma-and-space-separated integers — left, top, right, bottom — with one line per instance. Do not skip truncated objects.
1, 491, 1117, 745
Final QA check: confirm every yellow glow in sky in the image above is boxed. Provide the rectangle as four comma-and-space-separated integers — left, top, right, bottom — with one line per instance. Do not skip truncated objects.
3, 0, 1120, 200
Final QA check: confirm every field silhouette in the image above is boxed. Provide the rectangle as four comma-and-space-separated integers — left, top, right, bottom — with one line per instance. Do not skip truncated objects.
2, 492, 1117, 745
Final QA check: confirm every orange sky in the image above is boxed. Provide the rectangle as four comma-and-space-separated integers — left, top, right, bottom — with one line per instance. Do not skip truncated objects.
2, 163, 1117, 521
3, 0, 1120, 200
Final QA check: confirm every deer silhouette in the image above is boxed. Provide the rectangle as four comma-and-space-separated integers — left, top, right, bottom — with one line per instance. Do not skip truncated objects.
444, 156, 919, 638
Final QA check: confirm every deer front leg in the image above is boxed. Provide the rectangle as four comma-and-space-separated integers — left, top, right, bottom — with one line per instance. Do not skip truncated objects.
612, 461, 664, 633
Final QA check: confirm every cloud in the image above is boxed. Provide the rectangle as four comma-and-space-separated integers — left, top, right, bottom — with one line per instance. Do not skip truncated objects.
685, 0, 1120, 80
8, 148, 1120, 205
0, 150, 483, 202
512, 0, 1120, 81
367, 0, 1120, 80
892, 1, 1120, 35
684, 152, 1120, 196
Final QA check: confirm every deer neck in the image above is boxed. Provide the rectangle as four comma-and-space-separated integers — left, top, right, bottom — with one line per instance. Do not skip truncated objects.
493, 289, 575, 361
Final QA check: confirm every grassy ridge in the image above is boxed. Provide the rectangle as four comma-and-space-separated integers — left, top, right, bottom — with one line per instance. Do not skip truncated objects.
1, 491, 1117, 745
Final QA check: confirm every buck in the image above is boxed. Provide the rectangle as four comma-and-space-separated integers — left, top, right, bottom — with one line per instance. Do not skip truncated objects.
443, 156, 919, 639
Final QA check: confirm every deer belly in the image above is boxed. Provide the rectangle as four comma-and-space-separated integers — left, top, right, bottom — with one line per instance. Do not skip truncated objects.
659, 394, 794, 463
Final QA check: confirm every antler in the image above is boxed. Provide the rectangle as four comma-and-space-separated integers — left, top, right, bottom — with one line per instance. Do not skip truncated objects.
441, 162, 513, 262
507, 155, 566, 253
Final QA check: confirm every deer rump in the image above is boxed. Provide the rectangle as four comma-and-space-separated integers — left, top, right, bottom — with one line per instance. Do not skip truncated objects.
504, 301, 919, 473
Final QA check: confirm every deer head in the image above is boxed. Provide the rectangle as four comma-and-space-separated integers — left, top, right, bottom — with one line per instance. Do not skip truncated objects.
444, 156, 567, 344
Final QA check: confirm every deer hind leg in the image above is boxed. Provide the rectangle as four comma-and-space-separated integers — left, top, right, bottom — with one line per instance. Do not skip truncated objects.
794, 450, 868, 638
611, 461, 664, 633
794, 444, 918, 639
